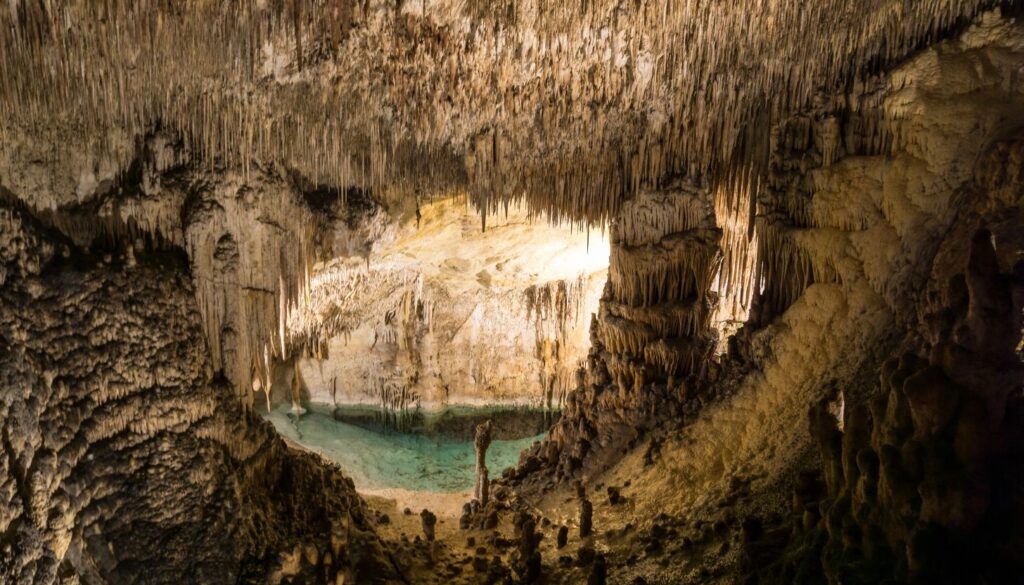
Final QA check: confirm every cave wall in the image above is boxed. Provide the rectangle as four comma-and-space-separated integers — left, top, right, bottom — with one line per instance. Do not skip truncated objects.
755, 10, 1024, 326
287, 200, 609, 410
0, 134, 339, 410
755, 138, 1024, 583
794, 223, 1023, 584
0, 199, 397, 584
294, 273, 604, 409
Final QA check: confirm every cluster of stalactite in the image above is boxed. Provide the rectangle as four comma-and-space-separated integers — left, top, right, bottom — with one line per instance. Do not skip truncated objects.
750, 77, 895, 325
286, 260, 435, 409
184, 172, 325, 409
3, 135, 334, 409
0, 0, 1011, 229
286, 254, 601, 408
525, 276, 591, 410
598, 181, 723, 391
708, 181, 758, 339
368, 364, 420, 414
376, 282, 434, 411
286, 258, 422, 356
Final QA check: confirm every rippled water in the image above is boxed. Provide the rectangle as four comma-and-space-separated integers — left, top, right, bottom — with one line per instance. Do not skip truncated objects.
264, 403, 546, 492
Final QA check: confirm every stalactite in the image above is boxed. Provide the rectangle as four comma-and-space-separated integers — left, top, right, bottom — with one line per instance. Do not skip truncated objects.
170, 167, 330, 409
596, 181, 723, 389
524, 274, 592, 409
3, 0, 1013, 441
0, 0, 1001, 231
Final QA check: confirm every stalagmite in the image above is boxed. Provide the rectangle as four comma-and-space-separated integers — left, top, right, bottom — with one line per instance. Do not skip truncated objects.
579, 497, 593, 538
420, 509, 437, 542
474, 419, 493, 506
513, 511, 543, 583
587, 554, 608, 585
596, 181, 722, 395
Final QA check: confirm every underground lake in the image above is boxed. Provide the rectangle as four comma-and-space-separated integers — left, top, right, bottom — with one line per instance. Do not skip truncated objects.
264, 403, 554, 493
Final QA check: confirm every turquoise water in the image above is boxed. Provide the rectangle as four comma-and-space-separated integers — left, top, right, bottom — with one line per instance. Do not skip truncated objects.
264, 403, 545, 492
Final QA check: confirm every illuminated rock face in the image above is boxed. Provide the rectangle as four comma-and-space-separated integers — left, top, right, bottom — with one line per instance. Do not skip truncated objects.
286, 199, 610, 410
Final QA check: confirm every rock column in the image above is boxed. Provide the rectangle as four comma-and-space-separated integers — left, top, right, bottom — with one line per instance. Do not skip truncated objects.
474, 419, 493, 505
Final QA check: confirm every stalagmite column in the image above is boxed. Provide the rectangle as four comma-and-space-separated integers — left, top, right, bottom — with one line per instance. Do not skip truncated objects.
588, 554, 608, 585
474, 419, 493, 506
579, 497, 593, 538
557, 525, 569, 549
420, 509, 437, 542
597, 180, 723, 404
513, 510, 542, 583
523, 180, 726, 483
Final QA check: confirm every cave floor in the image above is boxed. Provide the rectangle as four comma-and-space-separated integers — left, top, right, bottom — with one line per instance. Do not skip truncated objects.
260, 391, 789, 584
343, 440, 751, 585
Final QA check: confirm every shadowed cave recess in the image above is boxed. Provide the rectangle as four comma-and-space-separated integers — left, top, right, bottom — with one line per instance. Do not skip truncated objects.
1, 2, 1023, 584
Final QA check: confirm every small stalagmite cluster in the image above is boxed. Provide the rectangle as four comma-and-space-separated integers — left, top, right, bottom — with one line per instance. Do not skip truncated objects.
781, 226, 1024, 584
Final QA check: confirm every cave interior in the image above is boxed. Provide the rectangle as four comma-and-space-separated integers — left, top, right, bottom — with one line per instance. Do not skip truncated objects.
1, 1, 1023, 584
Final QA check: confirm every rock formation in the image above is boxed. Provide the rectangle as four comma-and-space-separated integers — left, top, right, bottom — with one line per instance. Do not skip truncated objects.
286, 198, 608, 410
474, 420, 494, 506
579, 498, 594, 539
777, 171, 1024, 585
0, 198, 397, 584
511, 510, 542, 583
419, 509, 437, 543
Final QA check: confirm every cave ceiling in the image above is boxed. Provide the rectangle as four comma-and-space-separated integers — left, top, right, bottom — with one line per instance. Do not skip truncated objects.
0, 0, 1005, 222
